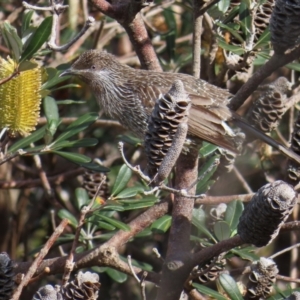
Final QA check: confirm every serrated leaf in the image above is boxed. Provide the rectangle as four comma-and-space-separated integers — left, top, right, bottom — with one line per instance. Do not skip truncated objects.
22, 10, 34, 35
20, 16, 53, 62
111, 165, 132, 196
58, 209, 78, 227
214, 221, 231, 241
8, 126, 46, 153
52, 113, 98, 144
192, 283, 227, 300
75, 188, 90, 210
151, 215, 172, 233
52, 151, 92, 163
113, 186, 144, 199
218, 274, 243, 300
106, 268, 127, 283
225, 200, 244, 232
95, 213, 130, 231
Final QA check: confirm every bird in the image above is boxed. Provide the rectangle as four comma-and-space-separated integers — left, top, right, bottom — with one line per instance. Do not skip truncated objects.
60, 50, 300, 164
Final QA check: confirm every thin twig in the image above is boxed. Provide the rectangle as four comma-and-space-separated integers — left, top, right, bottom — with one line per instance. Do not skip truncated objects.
11, 218, 69, 300
0, 70, 19, 86
270, 242, 300, 259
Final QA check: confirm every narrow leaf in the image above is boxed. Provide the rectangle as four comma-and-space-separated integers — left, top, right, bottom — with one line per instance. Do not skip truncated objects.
225, 200, 244, 232
58, 209, 78, 227
218, 274, 243, 300
52, 151, 92, 163
214, 221, 231, 241
20, 16, 53, 62
50, 138, 98, 151
95, 213, 130, 231
151, 215, 172, 233
106, 268, 127, 283
111, 165, 132, 196
192, 283, 227, 300
22, 10, 34, 35
75, 188, 90, 209
113, 186, 144, 199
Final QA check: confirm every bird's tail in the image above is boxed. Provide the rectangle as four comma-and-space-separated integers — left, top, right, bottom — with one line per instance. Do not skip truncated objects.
233, 116, 300, 165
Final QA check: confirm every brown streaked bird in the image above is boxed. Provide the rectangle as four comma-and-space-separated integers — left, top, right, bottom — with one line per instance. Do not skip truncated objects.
60, 50, 300, 163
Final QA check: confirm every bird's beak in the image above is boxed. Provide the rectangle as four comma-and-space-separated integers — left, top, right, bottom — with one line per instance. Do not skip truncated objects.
59, 68, 76, 77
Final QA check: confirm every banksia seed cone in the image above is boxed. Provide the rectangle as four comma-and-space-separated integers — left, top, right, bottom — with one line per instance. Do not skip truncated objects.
0, 57, 42, 136
287, 111, 300, 185
270, 0, 300, 54
246, 257, 278, 299
197, 255, 226, 283
144, 80, 191, 178
247, 77, 291, 134
32, 285, 63, 300
254, 0, 274, 41
0, 252, 14, 300
237, 180, 296, 247
83, 171, 109, 204
61, 271, 100, 300
284, 292, 300, 300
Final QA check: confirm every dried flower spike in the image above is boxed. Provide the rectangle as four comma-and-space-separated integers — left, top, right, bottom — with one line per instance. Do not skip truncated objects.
0, 57, 42, 136
246, 257, 278, 299
32, 284, 63, 300
237, 180, 296, 247
144, 80, 191, 179
0, 252, 14, 300
270, 0, 300, 54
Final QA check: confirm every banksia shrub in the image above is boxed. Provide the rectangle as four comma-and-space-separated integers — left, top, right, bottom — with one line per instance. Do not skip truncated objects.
246, 257, 278, 299
0, 57, 42, 136
0, 253, 14, 300
270, 0, 300, 54
237, 181, 296, 247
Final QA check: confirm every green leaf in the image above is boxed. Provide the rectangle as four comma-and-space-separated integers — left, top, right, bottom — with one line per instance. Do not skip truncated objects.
50, 83, 81, 92
8, 126, 46, 153
52, 151, 92, 164
75, 188, 90, 210
20, 16, 53, 62
217, 36, 245, 55
78, 161, 109, 172
101, 202, 125, 212
286, 62, 300, 72
225, 200, 243, 232
192, 213, 217, 242
199, 143, 218, 157
231, 247, 259, 261
111, 165, 132, 196
95, 213, 130, 231
239, 0, 252, 41
218, 273, 243, 300
216, 22, 245, 44
253, 27, 270, 50
192, 283, 227, 300
58, 209, 78, 227
112, 186, 144, 199
50, 138, 98, 151
106, 268, 127, 283
218, 0, 230, 14
96, 221, 116, 230
151, 215, 172, 233
44, 96, 59, 123
56, 100, 85, 105
18, 60, 38, 72
214, 221, 231, 241
121, 200, 157, 210
22, 10, 34, 35
41, 70, 71, 90
2, 21, 23, 62
53, 113, 99, 144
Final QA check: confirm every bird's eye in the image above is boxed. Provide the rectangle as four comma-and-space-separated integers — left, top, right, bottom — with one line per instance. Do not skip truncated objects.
91, 65, 96, 70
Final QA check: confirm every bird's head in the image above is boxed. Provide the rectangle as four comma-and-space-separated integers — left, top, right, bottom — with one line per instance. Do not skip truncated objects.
60, 50, 124, 86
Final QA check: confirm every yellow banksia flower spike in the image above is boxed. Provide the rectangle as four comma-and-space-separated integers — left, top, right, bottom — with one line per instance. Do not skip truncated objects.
0, 57, 42, 137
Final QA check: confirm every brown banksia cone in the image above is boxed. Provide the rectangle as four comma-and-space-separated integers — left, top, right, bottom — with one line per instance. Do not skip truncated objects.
196, 255, 226, 283
237, 180, 296, 247
83, 168, 109, 205
61, 271, 100, 300
246, 257, 278, 299
0, 253, 14, 300
284, 292, 300, 300
0, 57, 43, 137
254, 0, 274, 41
144, 80, 191, 179
270, 0, 300, 54
32, 285, 63, 300
246, 77, 291, 134
287, 111, 300, 185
